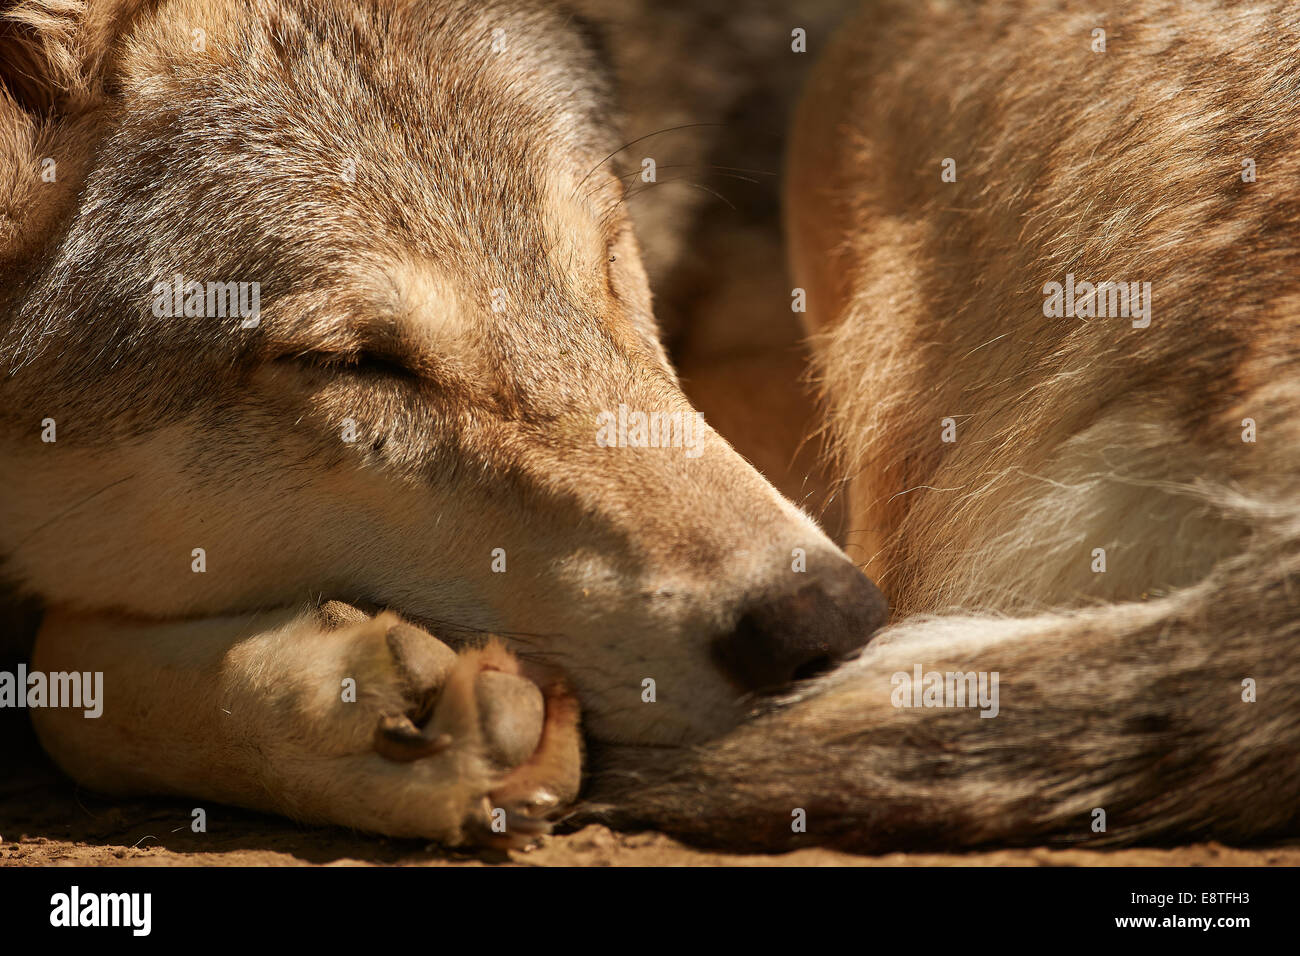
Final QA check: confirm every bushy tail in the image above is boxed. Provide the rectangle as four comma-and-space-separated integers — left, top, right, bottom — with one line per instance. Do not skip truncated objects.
585, 493, 1300, 852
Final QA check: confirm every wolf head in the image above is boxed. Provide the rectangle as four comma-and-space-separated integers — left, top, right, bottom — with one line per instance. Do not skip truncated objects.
0, 0, 885, 744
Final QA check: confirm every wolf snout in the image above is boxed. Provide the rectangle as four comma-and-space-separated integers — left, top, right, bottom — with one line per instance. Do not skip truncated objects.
710, 562, 888, 693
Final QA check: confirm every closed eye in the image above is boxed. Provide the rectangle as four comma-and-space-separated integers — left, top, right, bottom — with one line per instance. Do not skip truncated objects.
277, 348, 420, 381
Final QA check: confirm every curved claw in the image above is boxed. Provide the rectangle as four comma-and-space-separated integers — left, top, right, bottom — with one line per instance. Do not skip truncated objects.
472, 800, 555, 851
373, 713, 453, 762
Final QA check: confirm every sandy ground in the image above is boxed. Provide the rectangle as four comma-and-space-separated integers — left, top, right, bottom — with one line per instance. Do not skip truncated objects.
3, 713, 1296, 867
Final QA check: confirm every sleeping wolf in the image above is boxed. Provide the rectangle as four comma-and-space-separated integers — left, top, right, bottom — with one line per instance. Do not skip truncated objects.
1, 0, 1295, 851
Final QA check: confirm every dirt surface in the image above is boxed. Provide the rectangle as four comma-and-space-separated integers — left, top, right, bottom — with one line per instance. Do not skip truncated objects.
3, 714, 1296, 867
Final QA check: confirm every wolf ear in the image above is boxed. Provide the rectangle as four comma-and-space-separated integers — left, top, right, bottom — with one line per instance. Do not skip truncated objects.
0, 0, 146, 113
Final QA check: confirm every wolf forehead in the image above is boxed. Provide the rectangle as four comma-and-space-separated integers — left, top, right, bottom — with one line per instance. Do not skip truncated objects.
18, 0, 640, 358
124, 0, 617, 137
108, 0, 624, 245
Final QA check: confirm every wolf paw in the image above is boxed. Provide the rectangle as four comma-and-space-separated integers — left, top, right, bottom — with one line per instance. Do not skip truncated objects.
304, 601, 582, 848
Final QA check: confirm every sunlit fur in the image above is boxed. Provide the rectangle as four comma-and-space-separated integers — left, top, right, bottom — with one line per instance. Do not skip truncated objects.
0, 0, 861, 842
590, 0, 1300, 851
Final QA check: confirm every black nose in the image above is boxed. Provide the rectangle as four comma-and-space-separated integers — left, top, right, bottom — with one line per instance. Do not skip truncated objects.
711, 562, 888, 693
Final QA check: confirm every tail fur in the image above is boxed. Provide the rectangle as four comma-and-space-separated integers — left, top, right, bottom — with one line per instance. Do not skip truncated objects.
588, 492, 1300, 850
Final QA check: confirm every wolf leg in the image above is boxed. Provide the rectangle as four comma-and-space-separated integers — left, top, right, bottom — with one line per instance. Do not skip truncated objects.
28, 602, 581, 846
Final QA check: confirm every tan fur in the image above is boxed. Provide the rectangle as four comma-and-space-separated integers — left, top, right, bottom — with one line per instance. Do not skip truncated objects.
6, 0, 1295, 854
0, 0, 884, 844
589, 0, 1300, 851
788, 0, 1283, 614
